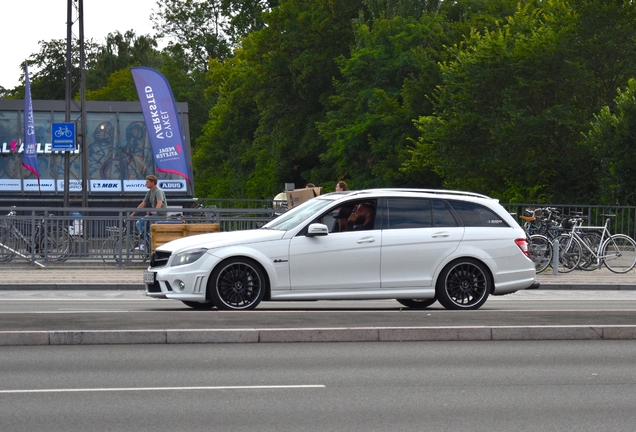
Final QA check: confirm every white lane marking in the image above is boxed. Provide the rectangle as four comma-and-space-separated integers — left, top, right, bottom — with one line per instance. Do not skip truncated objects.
0, 385, 325, 394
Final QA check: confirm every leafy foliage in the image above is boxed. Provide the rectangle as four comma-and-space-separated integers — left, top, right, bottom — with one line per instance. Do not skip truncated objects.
6, 0, 636, 204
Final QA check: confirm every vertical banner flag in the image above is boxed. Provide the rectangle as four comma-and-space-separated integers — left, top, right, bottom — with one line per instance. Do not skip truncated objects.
131, 67, 191, 183
22, 61, 40, 184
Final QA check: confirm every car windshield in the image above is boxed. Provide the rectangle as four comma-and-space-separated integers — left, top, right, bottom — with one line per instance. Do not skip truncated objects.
263, 198, 335, 231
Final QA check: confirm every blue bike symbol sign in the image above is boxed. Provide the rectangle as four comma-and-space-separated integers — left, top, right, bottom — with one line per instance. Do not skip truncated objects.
51, 122, 76, 151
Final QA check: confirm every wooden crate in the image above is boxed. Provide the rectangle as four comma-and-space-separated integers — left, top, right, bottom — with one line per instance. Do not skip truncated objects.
151, 223, 220, 252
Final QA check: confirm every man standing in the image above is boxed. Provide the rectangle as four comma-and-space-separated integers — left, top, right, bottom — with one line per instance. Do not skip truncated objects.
131, 175, 167, 249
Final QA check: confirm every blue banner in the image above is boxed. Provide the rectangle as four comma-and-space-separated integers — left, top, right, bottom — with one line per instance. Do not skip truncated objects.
22, 62, 39, 184
130, 67, 191, 184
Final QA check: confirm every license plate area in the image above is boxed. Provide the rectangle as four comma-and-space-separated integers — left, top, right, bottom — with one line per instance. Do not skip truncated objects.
144, 271, 156, 284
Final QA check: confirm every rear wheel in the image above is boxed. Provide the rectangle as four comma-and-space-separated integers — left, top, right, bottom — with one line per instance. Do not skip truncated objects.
114, 236, 149, 263
578, 231, 602, 271
436, 259, 491, 310
208, 258, 266, 310
396, 298, 436, 309
40, 228, 72, 262
602, 234, 636, 274
555, 234, 581, 273
528, 234, 552, 273
0, 227, 16, 262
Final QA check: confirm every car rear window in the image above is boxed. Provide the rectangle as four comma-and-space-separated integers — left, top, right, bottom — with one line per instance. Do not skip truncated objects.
385, 198, 461, 229
447, 200, 509, 227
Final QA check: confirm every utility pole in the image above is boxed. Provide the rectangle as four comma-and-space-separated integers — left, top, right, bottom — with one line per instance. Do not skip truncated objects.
64, 0, 87, 208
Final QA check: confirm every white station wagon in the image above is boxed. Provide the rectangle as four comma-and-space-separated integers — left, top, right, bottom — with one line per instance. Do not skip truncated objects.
144, 189, 537, 310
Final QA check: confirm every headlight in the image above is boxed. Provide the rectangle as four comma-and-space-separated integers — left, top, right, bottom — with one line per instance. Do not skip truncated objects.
171, 248, 208, 267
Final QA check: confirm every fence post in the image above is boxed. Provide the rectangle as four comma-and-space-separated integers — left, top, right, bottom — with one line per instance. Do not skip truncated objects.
552, 238, 559, 275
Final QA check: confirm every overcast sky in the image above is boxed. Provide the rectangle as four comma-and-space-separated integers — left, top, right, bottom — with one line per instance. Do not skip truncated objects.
1, 0, 159, 90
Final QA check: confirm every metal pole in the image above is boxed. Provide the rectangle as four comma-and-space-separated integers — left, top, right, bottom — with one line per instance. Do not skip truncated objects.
79, 0, 88, 209
552, 238, 559, 275
64, 0, 72, 208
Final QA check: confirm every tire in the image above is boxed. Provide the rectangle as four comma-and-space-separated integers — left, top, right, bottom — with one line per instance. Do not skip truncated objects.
101, 236, 118, 263
208, 258, 266, 310
555, 234, 581, 273
436, 259, 491, 310
181, 300, 215, 310
40, 228, 72, 262
602, 234, 636, 274
396, 298, 437, 309
0, 227, 16, 262
528, 234, 552, 273
114, 236, 149, 263
577, 231, 602, 271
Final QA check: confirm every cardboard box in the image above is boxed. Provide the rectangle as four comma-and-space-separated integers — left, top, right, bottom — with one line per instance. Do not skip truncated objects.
286, 187, 322, 208
150, 223, 220, 252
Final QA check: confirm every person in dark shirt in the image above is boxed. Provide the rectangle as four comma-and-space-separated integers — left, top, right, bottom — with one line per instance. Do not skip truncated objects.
346, 203, 374, 231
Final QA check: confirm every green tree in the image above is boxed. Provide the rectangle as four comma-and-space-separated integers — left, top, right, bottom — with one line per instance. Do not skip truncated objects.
86, 30, 162, 91
318, 14, 448, 189
195, 0, 365, 198
585, 79, 636, 205
408, 0, 636, 203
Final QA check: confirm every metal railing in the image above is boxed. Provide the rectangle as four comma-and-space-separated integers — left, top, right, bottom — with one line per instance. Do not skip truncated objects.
0, 202, 281, 267
503, 204, 636, 240
1, 201, 635, 267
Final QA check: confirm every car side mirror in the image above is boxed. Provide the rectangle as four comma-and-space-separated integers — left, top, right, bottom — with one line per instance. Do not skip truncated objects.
306, 223, 329, 237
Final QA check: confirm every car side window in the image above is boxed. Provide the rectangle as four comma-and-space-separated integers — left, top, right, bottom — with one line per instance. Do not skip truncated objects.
432, 200, 458, 227
386, 198, 432, 229
447, 200, 509, 227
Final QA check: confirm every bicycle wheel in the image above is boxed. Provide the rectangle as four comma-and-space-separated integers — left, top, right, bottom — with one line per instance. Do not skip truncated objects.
100, 235, 119, 263
577, 231, 602, 271
40, 227, 73, 262
0, 226, 16, 262
602, 234, 636, 274
555, 234, 581, 273
528, 234, 552, 273
115, 235, 150, 263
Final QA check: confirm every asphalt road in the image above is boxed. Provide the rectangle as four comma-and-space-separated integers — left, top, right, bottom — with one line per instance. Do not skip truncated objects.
1, 290, 636, 345
2, 341, 636, 432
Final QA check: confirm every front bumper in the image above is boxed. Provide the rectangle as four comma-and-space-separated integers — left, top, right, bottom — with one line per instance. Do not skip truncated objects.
144, 262, 212, 301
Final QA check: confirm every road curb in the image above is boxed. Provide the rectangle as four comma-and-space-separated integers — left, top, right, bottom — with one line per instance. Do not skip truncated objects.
3, 325, 636, 346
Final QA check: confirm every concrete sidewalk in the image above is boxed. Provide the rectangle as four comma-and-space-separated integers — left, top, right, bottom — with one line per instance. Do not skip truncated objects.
0, 265, 634, 290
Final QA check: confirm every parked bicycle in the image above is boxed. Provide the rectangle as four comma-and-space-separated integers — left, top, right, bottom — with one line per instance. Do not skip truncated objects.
555, 214, 636, 273
0, 211, 73, 263
100, 223, 150, 264
519, 207, 584, 273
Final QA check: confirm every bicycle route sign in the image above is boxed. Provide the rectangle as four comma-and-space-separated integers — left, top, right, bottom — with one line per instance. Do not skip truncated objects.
51, 122, 76, 151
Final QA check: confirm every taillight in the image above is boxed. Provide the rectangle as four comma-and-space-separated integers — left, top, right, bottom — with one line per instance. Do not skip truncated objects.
515, 238, 530, 258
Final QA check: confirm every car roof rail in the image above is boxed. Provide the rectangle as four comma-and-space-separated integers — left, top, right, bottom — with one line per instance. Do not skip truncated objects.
342, 188, 494, 200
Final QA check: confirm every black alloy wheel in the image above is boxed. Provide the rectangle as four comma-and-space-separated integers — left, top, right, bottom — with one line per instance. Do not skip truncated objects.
208, 258, 266, 310
436, 259, 491, 310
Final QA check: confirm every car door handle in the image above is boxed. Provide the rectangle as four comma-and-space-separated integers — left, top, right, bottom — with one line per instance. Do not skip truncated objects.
357, 237, 376, 244
432, 232, 450, 238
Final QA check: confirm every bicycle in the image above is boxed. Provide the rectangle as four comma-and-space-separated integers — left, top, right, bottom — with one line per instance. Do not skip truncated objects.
555, 214, 636, 274
0, 211, 73, 263
100, 223, 150, 264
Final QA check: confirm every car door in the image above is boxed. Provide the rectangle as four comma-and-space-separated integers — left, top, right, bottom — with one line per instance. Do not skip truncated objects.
288, 201, 381, 291
381, 198, 464, 288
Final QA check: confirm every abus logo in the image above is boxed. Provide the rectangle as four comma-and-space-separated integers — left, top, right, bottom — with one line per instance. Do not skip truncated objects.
159, 181, 183, 189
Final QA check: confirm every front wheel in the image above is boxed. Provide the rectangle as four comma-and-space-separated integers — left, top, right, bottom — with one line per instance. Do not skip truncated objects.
602, 234, 636, 274
436, 259, 491, 310
208, 258, 266, 310
396, 298, 436, 309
